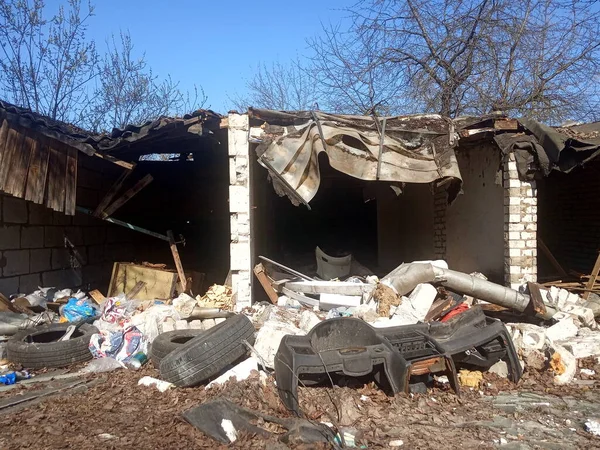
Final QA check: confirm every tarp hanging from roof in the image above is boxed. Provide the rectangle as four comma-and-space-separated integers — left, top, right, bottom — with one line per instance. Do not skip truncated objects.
251, 109, 462, 206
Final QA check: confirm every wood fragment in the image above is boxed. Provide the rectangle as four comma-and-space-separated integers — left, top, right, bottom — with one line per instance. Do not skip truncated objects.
24, 141, 50, 204
87, 289, 106, 305
0, 128, 25, 191
100, 174, 153, 218
493, 118, 519, 130
253, 263, 279, 304
167, 230, 187, 293
126, 281, 147, 300
93, 167, 135, 217
64, 147, 78, 215
0, 293, 18, 313
0, 115, 9, 169
108, 262, 177, 300
45, 147, 67, 212
525, 282, 548, 316
583, 251, 600, 300
5, 132, 33, 198
94, 152, 135, 170
537, 239, 568, 278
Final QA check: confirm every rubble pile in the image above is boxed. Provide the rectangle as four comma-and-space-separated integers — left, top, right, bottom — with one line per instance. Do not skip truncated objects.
1, 255, 600, 447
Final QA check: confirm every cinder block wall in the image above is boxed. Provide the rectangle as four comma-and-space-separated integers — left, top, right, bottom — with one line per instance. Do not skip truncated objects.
0, 155, 157, 297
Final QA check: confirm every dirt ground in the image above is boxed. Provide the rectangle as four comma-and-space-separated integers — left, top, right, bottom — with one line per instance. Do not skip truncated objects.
1, 362, 600, 449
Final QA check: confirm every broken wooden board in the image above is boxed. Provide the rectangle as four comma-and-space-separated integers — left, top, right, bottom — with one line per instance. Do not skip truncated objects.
125, 281, 146, 300
284, 280, 375, 296
281, 287, 320, 308
108, 262, 178, 300
253, 263, 279, 305
538, 239, 568, 278
87, 290, 106, 305
167, 230, 187, 293
583, 251, 600, 301
526, 282, 548, 317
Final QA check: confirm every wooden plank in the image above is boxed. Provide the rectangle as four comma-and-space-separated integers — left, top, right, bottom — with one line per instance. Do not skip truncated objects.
44, 147, 67, 212
125, 281, 146, 300
537, 239, 568, 278
100, 174, 153, 218
24, 141, 50, 204
88, 289, 106, 305
64, 147, 78, 215
525, 282, 548, 316
167, 230, 187, 293
108, 262, 178, 300
4, 133, 34, 198
284, 280, 376, 296
92, 167, 135, 217
0, 128, 25, 191
94, 152, 135, 170
583, 251, 600, 300
494, 118, 519, 130
0, 115, 10, 170
253, 263, 279, 304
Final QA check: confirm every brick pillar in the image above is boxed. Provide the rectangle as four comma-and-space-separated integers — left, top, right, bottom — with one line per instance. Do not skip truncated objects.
433, 185, 447, 260
228, 113, 252, 310
503, 153, 537, 289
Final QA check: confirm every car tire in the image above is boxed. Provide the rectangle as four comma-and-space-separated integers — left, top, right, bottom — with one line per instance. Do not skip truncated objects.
160, 315, 255, 387
150, 329, 205, 367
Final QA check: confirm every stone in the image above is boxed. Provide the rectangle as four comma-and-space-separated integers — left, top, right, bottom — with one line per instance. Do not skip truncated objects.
549, 345, 577, 385
557, 329, 600, 359
2, 196, 27, 223
546, 318, 579, 343
2, 250, 30, 276
298, 310, 321, 333
0, 226, 21, 250
489, 360, 508, 378
561, 305, 596, 328
21, 226, 44, 249
189, 320, 203, 329
522, 349, 546, 371
507, 323, 547, 351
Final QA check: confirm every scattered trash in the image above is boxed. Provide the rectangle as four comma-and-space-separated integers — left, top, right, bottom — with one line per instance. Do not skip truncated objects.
389, 439, 404, 447
585, 419, 600, 436
458, 370, 483, 388
80, 357, 124, 374
580, 368, 596, 376
60, 297, 97, 322
138, 376, 175, 392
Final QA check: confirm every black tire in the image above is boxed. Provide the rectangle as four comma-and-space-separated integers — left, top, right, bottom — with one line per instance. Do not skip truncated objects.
159, 314, 255, 387
7, 323, 98, 369
150, 329, 205, 368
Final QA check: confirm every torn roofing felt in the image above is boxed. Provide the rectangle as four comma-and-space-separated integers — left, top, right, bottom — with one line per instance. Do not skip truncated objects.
494, 119, 600, 180
249, 108, 463, 206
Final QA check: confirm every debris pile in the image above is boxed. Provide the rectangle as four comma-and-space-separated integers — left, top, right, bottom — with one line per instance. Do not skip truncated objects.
1, 253, 600, 447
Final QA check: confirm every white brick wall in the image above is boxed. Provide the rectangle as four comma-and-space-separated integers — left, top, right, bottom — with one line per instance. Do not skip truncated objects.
228, 114, 252, 310
503, 153, 537, 289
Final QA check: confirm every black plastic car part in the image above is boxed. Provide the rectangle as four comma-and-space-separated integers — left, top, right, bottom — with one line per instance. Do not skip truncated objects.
274, 306, 521, 414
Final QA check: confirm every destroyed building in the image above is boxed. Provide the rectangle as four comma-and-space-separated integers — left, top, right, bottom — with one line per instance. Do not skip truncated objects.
0, 100, 599, 307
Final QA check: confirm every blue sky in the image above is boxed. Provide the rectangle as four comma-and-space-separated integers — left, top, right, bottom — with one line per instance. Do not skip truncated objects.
62, 0, 354, 114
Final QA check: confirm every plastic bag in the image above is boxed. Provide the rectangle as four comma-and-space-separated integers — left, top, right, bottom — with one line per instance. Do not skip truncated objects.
80, 357, 124, 374
88, 326, 144, 362
61, 297, 97, 322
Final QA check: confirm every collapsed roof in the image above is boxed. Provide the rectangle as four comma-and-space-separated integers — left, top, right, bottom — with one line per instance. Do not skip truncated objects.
249, 108, 600, 206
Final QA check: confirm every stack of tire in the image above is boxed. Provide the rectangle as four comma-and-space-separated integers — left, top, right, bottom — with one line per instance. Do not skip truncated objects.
7, 323, 98, 369
151, 314, 255, 387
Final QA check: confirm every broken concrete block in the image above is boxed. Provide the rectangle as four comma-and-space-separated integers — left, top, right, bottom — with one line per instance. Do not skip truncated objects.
488, 360, 508, 378
546, 317, 579, 343
202, 319, 216, 330
557, 328, 600, 359
353, 303, 379, 322
319, 293, 362, 311
561, 305, 596, 328
205, 357, 259, 389
254, 320, 303, 369
557, 288, 571, 310
522, 349, 546, 371
392, 283, 437, 325
546, 286, 560, 307
189, 320, 203, 329
298, 310, 321, 333
215, 318, 226, 325
277, 296, 301, 309
175, 320, 189, 330
549, 344, 577, 385
507, 323, 547, 351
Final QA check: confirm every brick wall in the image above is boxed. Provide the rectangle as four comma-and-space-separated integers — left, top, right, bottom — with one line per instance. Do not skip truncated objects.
503, 153, 537, 288
228, 113, 252, 310
538, 158, 600, 275
0, 154, 156, 297
433, 186, 447, 260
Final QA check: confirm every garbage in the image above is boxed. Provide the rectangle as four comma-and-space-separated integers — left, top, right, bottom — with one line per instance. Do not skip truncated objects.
391, 283, 437, 324
585, 419, 600, 436
80, 357, 124, 373
205, 357, 259, 389
138, 376, 175, 392
458, 370, 483, 388
61, 297, 97, 322
197, 284, 233, 310
0, 370, 30, 385
88, 326, 144, 363
488, 360, 509, 378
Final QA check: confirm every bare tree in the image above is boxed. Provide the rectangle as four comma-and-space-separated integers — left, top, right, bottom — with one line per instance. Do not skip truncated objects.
87, 32, 207, 132
230, 58, 317, 112
243, 0, 600, 123
0, 0, 98, 123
